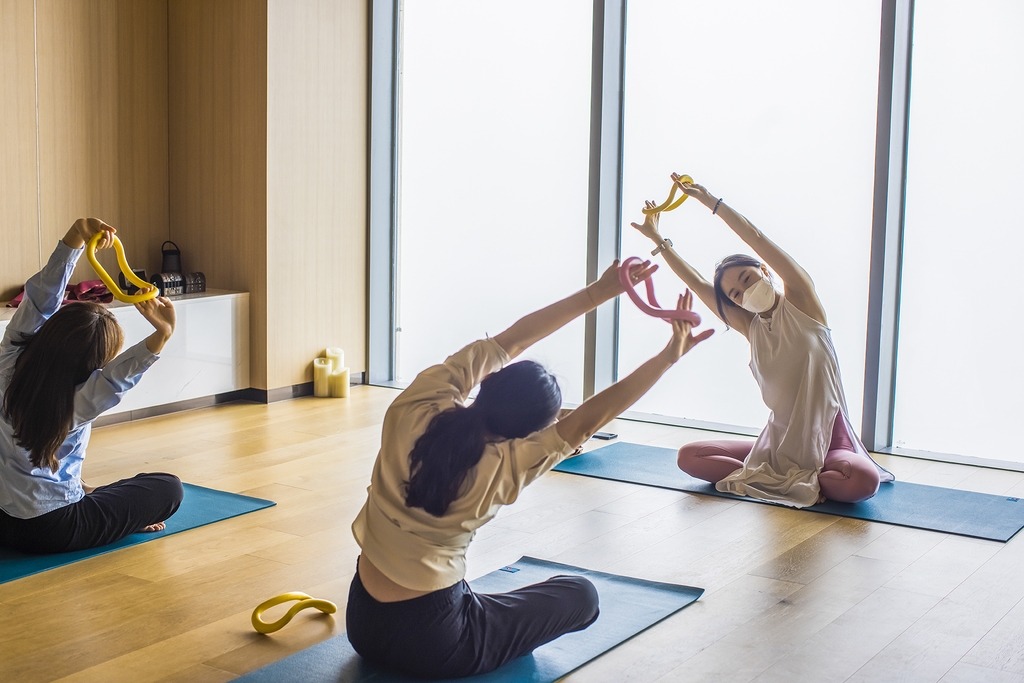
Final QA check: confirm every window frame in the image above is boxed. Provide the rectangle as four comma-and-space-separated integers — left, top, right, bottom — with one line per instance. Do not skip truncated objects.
366, 0, 1024, 472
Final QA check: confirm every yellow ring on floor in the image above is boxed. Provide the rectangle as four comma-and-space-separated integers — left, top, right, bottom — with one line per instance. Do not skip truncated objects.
642, 174, 695, 215
251, 592, 338, 634
86, 231, 158, 303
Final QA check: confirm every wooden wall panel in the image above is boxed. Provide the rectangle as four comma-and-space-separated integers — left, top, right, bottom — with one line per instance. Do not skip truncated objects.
168, 0, 269, 388
113, 0, 170, 279
0, 0, 41, 300
266, 0, 368, 387
35, 0, 169, 285
2, 0, 370, 392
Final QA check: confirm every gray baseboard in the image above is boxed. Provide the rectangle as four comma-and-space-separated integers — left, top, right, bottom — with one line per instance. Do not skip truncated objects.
93, 371, 366, 427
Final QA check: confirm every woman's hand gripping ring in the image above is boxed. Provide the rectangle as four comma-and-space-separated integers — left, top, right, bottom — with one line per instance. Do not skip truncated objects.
619, 256, 701, 324
251, 592, 338, 634
641, 174, 695, 215
85, 231, 158, 304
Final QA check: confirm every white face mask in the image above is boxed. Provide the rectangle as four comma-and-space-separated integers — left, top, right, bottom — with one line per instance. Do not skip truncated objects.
740, 277, 776, 313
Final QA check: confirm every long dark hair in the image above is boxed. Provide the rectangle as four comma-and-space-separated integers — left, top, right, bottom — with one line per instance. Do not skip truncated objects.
2, 302, 123, 472
404, 360, 562, 517
713, 253, 769, 324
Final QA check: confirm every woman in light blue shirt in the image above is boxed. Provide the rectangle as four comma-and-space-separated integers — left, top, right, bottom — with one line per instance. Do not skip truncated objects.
0, 218, 183, 554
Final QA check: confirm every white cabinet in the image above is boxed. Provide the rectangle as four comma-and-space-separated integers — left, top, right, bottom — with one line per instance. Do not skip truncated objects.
1, 290, 249, 418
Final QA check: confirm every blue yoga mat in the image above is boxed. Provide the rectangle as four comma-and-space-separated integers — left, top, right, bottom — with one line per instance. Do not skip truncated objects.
553, 442, 1024, 542
0, 483, 275, 584
236, 556, 704, 683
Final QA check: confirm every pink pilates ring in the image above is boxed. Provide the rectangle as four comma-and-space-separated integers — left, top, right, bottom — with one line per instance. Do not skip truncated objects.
619, 256, 701, 324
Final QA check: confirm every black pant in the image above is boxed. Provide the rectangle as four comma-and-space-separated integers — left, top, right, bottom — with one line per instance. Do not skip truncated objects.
346, 563, 600, 680
0, 473, 183, 554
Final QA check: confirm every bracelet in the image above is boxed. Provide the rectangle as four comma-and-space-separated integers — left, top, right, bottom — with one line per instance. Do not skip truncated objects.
650, 238, 673, 256
712, 198, 723, 215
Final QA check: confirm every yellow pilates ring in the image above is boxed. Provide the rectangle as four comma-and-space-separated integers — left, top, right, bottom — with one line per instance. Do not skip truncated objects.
642, 174, 695, 215
251, 592, 338, 634
85, 231, 158, 304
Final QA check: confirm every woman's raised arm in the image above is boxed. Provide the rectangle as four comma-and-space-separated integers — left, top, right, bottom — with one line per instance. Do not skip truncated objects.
674, 175, 827, 326
556, 289, 713, 447
3, 219, 116, 349
493, 260, 657, 359
630, 201, 751, 331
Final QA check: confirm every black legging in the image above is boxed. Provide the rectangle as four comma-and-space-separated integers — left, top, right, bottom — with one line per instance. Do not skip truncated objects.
0, 473, 183, 554
346, 561, 600, 679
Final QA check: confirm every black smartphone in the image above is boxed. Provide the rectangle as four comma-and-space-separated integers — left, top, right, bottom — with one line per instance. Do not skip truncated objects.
592, 432, 618, 440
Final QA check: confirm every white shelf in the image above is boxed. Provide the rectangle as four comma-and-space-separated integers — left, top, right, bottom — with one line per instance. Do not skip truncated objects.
1, 290, 250, 417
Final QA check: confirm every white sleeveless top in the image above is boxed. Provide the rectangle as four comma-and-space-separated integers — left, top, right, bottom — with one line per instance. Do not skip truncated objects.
715, 296, 892, 508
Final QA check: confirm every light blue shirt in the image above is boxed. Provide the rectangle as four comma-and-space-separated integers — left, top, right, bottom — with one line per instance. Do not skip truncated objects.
0, 241, 159, 519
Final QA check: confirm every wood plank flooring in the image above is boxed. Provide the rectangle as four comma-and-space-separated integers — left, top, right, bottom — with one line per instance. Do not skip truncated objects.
2, 386, 1023, 682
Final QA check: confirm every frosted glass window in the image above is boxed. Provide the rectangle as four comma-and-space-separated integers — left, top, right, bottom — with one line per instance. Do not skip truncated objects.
395, 1, 592, 402
892, 1, 1024, 462
618, 1, 881, 429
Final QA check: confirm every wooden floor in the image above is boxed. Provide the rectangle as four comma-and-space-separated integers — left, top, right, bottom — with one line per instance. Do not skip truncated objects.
2, 385, 1024, 683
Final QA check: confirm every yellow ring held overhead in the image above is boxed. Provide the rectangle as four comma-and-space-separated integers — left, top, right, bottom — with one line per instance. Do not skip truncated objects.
86, 231, 158, 303
251, 592, 338, 634
642, 174, 695, 215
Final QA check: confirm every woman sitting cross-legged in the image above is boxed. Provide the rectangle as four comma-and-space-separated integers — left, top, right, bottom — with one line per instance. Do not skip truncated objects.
348, 260, 713, 679
631, 175, 894, 507
0, 218, 183, 554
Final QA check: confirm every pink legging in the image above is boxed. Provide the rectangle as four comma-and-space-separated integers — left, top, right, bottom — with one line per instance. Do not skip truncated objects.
677, 415, 880, 503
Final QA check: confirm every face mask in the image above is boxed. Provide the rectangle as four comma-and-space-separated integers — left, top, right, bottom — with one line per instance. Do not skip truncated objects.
740, 277, 776, 313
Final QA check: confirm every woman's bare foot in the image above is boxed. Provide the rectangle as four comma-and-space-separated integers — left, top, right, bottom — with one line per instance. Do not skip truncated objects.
140, 522, 166, 533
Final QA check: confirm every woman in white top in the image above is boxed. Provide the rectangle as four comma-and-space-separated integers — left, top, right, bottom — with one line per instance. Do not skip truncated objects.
631, 175, 893, 508
348, 260, 713, 679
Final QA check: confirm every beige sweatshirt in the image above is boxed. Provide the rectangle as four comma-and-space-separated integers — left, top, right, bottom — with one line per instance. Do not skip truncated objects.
351, 338, 574, 591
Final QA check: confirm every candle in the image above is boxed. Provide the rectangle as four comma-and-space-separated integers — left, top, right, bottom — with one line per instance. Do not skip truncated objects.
325, 348, 344, 372
313, 357, 332, 398
329, 367, 350, 398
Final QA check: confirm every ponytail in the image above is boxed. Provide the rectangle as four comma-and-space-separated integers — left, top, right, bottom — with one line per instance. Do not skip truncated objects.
405, 405, 487, 517
404, 360, 562, 517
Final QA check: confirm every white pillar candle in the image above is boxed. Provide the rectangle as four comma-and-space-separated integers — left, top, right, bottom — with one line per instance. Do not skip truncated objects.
329, 367, 350, 398
325, 347, 344, 372
313, 357, 332, 398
